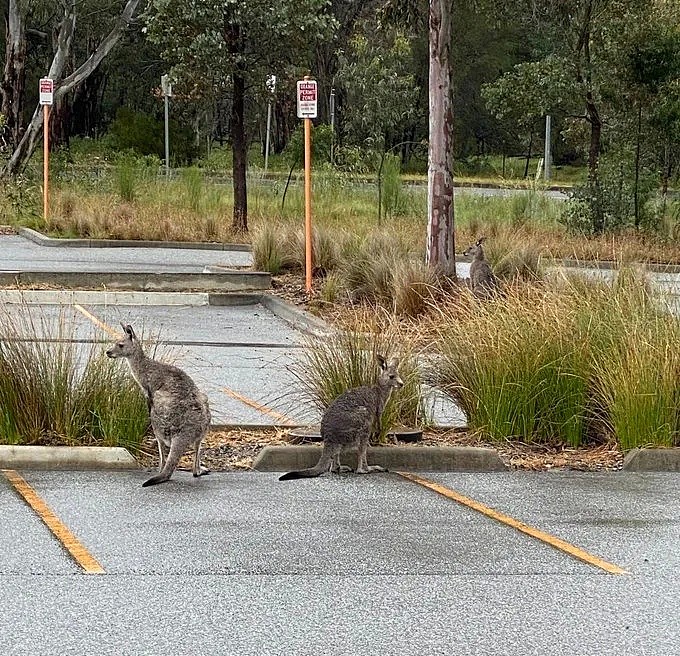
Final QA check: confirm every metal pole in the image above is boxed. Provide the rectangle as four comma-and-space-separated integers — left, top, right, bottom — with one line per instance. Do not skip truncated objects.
329, 88, 335, 165
264, 100, 272, 177
164, 93, 170, 177
544, 115, 552, 181
43, 105, 49, 221
304, 115, 312, 293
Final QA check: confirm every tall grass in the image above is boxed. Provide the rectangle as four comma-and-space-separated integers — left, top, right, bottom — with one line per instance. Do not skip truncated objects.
290, 315, 428, 439
432, 270, 680, 449
182, 166, 204, 212
0, 307, 148, 450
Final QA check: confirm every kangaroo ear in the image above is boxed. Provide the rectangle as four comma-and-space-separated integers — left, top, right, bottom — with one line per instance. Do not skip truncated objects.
377, 354, 387, 370
121, 323, 136, 340
390, 357, 400, 368
477, 236, 486, 245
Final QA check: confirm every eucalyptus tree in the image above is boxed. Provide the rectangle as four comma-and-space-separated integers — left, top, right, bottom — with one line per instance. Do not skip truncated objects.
144, 0, 337, 233
1, 0, 142, 178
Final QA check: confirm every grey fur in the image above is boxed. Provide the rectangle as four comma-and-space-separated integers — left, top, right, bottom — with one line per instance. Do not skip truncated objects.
106, 323, 211, 487
279, 355, 403, 481
462, 237, 500, 298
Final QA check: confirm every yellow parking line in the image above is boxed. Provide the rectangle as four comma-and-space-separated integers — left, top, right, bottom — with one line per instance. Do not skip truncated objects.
73, 304, 120, 338
3, 469, 105, 574
221, 386, 297, 425
397, 471, 629, 575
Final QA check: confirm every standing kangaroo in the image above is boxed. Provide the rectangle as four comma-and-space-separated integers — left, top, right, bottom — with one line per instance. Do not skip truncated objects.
106, 324, 211, 487
279, 355, 403, 481
462, 237, 500, 298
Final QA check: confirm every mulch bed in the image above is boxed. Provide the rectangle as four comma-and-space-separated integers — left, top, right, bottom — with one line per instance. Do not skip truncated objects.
136, 427, 624, 473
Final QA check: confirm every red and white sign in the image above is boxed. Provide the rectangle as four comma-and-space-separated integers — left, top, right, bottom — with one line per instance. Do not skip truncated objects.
296, 79, 317, 119
39, 78, 54, 105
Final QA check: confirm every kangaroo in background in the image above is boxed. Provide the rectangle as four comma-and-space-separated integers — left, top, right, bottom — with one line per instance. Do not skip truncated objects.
106, 324, 211, 487
279, 355, 404, 481
462, 237, 500, 298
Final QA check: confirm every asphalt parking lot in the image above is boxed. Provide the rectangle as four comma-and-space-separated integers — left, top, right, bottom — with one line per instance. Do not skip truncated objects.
2, 231, 679, 655
1, 469, 679, 655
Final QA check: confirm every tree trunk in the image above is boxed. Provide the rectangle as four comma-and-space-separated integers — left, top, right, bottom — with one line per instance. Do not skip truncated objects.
633, 103, 642, 228
1, 0, 140, 178
231, 68, 248, 233
426, 0, 456, 277
1, 0, 26, 149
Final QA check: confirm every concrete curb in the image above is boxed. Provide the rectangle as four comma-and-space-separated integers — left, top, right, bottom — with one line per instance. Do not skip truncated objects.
0, 270, 271, 293
0, 445, 140, 470
259, 294, 331, 336
18, 227, 251, 252
252, 445, 508, 472
622, 448, 680, 472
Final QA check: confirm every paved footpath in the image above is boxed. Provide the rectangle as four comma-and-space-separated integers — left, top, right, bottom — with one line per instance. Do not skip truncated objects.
1, 470, 678, 655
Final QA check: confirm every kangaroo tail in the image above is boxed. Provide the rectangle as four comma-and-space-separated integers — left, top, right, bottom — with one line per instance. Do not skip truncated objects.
278, 442, 339, 481
142, 439, 184, 487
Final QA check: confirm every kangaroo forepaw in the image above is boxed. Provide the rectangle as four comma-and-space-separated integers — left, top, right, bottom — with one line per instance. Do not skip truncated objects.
336, 465, 353, 474
193, 466, 211, 478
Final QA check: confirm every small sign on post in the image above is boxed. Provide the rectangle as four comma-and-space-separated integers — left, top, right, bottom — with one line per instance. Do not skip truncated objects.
297, 77, 316, 293
39, 78, 54, 222
296, 79, 318, 119
39, 78, 54, 105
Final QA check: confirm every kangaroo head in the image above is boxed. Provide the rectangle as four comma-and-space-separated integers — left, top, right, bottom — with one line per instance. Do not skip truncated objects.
377, 354, 404, 391
462, 237, 486, 259
106, 323, 142, 359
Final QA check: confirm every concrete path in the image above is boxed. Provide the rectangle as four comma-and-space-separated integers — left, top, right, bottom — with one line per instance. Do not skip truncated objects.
1, 470, 677, 655
0, 234, 252, 272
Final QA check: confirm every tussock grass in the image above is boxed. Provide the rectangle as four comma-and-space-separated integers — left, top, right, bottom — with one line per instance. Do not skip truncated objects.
290, 313, 428, 439
0, 306, 148, 450
431, 270, 680, 449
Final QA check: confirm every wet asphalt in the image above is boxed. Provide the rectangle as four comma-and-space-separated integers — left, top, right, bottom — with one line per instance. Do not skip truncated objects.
1, 470, 679, 655
1, 233, 679, 655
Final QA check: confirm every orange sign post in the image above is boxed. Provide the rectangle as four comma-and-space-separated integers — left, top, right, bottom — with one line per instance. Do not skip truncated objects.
39, 77, 54, 221
296, 76, 317, 293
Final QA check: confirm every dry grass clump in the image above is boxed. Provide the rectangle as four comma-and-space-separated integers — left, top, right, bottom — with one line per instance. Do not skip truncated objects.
290, 311, 428, 438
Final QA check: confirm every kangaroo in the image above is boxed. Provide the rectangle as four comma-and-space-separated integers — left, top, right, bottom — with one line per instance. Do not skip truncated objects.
279, 355, 403, 481
462, 237, 500, 298
106, 324, 211, 487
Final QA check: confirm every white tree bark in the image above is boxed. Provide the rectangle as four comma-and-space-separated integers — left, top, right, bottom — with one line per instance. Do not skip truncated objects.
1, 0, 141, 177
426, 0, 456, 276
1, 0, 26, 148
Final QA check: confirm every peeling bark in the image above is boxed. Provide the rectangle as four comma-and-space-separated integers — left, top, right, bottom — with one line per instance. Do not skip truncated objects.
1, 0, 26, 148
1, 0, 140, 178
426, 0, 456, 277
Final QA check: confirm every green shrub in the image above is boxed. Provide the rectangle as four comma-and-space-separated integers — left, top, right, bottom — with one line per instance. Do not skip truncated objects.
107, 107, 196, 165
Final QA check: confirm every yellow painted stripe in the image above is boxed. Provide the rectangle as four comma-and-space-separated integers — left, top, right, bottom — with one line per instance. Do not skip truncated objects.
73, 304, 120, 338
3, 470, 105, 574
396, 471, 629, 575
221, 386, 297, 425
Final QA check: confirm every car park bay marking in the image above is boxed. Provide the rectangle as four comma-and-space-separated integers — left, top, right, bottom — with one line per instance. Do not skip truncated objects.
221, 386, 298, 425
396, 472, 629, 575
73, 304, 120, 338
73, 305, 297, 427
2, 469, 105, 574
